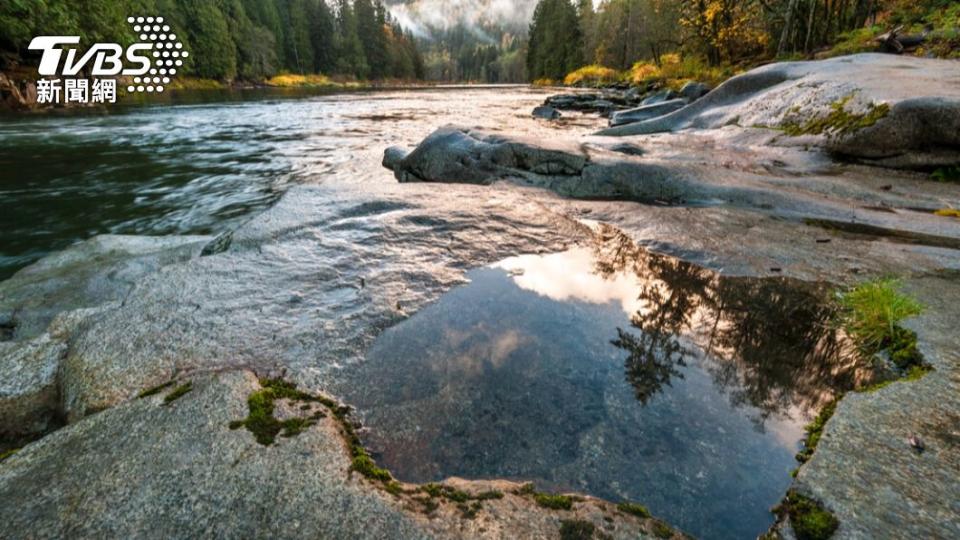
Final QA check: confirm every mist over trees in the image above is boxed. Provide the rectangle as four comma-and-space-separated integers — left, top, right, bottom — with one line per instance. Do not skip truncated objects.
0, 0, 425, 81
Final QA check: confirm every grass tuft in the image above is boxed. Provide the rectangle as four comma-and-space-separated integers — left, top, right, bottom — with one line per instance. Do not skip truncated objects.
837, 278, 924, 368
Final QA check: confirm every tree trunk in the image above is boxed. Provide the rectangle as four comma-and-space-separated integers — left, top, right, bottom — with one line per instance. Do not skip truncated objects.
778, 0, 802, 55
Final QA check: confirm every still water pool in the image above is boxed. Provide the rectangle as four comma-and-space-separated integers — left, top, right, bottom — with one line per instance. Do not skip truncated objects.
337, 226, 859, 540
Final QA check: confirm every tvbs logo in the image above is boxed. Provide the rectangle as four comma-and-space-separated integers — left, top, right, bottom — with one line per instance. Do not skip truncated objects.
28, 16, 188, 104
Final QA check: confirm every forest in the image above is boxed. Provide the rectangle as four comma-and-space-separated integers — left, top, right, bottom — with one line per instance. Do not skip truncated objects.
527, 0, 959, 84
0, 0, 425, 81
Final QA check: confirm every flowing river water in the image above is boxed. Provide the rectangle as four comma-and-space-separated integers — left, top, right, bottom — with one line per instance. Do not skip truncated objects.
1, 87, 855, 539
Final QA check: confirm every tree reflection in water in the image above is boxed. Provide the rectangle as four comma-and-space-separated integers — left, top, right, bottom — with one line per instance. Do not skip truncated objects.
598, 224, 866, 423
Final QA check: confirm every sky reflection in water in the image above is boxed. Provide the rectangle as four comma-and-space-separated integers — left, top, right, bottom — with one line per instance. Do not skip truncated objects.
341, 225, 861, 540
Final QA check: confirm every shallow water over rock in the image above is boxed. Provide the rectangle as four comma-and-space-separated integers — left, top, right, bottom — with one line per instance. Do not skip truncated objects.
340, 226, 864, 540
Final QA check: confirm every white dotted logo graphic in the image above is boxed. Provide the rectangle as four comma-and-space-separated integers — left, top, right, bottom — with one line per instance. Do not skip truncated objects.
126, 16, 188, 94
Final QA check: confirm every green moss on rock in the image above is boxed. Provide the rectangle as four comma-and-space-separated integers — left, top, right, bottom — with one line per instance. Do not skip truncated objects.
163, 382, 193, 404
796, 399, 838, 464
138, 380, 174, 398
779, 95, 889, 139
778, 490, 839, 540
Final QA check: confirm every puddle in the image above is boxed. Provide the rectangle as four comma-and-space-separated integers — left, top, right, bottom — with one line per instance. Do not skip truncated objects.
336, 226, 866, 540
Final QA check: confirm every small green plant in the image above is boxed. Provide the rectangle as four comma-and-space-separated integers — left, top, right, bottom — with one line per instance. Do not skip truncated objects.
617, 501, 651, 518
779, 490, 839, 540
837, 278, 923, 356
534, 493, 574, 510
163, 382, 193, 404
559, 519, 596, 540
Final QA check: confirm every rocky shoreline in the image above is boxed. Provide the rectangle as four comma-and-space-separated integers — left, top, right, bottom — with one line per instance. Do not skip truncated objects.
1, 53, 959, 539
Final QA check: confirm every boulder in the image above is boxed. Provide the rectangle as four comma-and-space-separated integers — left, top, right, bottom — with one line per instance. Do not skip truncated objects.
532, 105, 561, 120
609, 99, 688, 127
640, 89, 680, 106
384, 126, 589, 184
679, 81, 711, 101
382, 146, 409, 170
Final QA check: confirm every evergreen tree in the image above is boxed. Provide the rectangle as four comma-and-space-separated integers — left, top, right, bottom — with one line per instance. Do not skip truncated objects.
527, 0, 582, 80
334, 0, 368, 78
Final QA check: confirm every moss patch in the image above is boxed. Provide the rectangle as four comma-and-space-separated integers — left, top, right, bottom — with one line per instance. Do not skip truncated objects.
138, 380, 174, 398
779, 95, 889, 139
935, 208, 960, 218
230, 378, 325, 446
796, 399, 838, 464
534, 493, 574, 510
776, 490, 839, 540
617, 501, 651, 519
559, 519, 596, 540
163, 382, 193, 404
0, 448, 19, 463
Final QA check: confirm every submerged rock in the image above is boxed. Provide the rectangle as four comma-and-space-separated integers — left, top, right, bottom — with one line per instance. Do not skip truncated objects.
532, 105, 561, 120
609, 99, 688, 127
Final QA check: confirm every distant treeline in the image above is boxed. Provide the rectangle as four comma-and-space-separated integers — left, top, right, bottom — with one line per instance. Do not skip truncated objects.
418, 24, 528, 83
527, 0, 958, 82
0, 0, 425, 81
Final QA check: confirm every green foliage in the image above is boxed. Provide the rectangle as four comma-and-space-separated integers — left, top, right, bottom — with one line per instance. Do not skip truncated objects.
534, 493, 574, 510
0, 0, 424, 82
528, 0, 583, 81
163, 381, 193, 404
837, 278, 923, 355
559, 519, 595, 540
617, 501, 651, 518
779, 491, 839, 540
